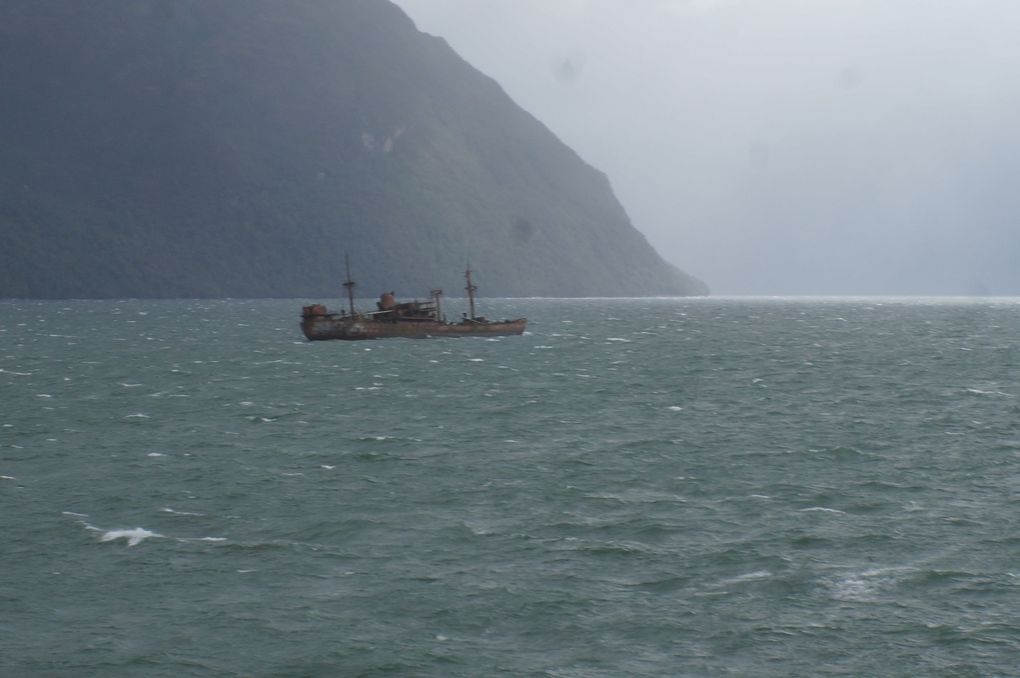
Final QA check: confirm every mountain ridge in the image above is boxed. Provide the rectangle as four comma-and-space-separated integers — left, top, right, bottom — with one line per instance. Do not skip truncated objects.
0, 0, 707, 298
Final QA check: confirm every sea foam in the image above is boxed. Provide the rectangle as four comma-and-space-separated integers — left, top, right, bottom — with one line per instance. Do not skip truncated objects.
100, 528, 161, 546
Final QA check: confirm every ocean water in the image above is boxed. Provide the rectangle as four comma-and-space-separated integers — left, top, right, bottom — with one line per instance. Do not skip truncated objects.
3, 297, 1020, 677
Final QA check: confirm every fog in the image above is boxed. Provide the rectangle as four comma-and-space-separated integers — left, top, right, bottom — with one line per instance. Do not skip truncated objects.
392, 0, 1020, 295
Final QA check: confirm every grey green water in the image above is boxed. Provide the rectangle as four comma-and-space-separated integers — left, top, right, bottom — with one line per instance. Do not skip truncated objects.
3, 297, 1020, 677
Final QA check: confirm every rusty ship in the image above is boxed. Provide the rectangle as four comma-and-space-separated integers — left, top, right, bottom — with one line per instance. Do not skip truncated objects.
301, 261, 527, 341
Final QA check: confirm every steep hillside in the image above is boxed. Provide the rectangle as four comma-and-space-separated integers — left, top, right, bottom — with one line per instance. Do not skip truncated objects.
0, 0, 707, 298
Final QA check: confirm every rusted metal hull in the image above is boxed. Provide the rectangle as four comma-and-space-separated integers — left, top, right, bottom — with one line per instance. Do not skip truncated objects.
301, 316, 527, 341
302, 264, 525, 341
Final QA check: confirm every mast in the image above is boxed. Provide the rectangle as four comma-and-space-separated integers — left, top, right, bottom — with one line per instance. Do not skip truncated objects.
431, 288, 444, 322
342, 254, 357, 316
464, 265, 477, 320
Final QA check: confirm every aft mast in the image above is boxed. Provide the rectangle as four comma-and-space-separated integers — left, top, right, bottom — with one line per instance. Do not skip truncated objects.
343, 254, 357, 317
464, 265, 478, 320
431, 288, 444, 322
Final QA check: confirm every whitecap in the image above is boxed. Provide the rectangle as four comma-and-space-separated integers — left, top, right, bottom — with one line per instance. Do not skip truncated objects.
965, 388, 1013, 397
830, 576, 876, 602
161, 507, 203, 516
720, 570, 773, 585
176, 535, 227, 544
125, 413, 150, 419
119, 383, 143, 388
468, 358, 484, 362
667, 406, 684, 411
147, 452, 165, 457
828, 566, 916, 602
605, 337, 631, 342
800, 507, 845, 514
321, 465, 336, 470
100, 528, 161, 547
464, 521, 493, 536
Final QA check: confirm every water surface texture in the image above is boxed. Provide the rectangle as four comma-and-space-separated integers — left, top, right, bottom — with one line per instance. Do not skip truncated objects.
3, 298, 1020, 676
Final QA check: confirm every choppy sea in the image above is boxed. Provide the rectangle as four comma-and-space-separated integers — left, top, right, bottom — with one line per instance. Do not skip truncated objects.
3, 297, 1020, 677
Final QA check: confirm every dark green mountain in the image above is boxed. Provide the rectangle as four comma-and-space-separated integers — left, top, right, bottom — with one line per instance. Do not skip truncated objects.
0, 0, 707, 298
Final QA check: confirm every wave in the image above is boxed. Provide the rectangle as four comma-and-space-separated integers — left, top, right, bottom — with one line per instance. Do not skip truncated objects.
67, 513, 226, 547
964, 387, 1014, 397
160, 507, 204, 516
827, 566, 919, 602
99, 527, 162, 547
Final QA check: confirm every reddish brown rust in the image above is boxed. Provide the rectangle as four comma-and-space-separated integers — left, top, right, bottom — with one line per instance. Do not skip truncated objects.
300, 264, 527, 341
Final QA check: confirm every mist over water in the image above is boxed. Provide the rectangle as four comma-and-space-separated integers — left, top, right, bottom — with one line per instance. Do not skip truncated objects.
394, 0, 1020, 295
3, 297, 1020, 675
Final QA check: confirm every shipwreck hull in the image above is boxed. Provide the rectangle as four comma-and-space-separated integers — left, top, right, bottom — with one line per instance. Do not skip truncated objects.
302, 264, 526, 341
301, 316, 527, 341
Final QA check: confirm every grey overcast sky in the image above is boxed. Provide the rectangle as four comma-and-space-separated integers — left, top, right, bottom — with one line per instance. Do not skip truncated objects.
391, 0, 1020, 295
